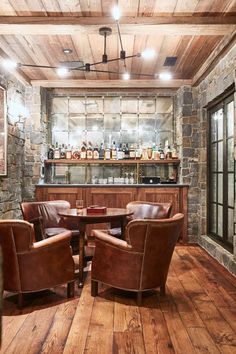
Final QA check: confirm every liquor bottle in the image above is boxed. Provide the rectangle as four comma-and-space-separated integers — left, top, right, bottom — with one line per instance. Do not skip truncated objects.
111, 141, 117, 160
129, 144, 135, 159
166, 145, 172, 159
172, 144, 178, 159
87, 141, 93, 159
72, 146, 80, 159
124, 143, 129, 159
135, 143, 142, 160
117, 143, 124, 160
60, 144, 66, 159
54, 142, 60, 159
147, 143, 152, 160
104, 144, 111, 160
80, 141, 87, 160
93, 145, 99, 159
47, 145, 54, 159
159, 143, 165, 160
66, 144, 72, 159
99, 142, 105, 160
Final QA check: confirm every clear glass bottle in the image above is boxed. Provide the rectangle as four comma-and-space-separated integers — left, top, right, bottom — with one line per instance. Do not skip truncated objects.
93, 145, 99, 159
54, 142, 60, 159
111, 141, 117, 160
87, 141, 93, 159
80, 142, 87, 159
66, 144, 72, 159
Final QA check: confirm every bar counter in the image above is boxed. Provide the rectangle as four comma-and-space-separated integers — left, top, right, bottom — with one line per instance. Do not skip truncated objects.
35, 183, 188, 243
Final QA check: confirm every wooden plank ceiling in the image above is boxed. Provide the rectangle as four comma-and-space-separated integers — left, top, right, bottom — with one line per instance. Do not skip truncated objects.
0, 0, 235, 86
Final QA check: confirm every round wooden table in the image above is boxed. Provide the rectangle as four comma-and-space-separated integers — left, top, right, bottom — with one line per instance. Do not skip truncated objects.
59, 208, 133, 287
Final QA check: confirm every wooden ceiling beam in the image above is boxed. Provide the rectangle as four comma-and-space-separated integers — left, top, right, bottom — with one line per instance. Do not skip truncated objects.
0, 16, 234, 36
31, 79, 192, 89
0, 16, 235, 25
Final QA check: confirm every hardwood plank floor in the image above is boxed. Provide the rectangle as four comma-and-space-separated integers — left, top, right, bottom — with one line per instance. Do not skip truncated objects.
1, 246, 236, 354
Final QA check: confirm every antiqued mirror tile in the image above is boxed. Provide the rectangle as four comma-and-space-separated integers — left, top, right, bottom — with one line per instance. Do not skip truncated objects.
86, 98, 103, 114
69, 114, 86, 131
86, 114, 104, 130
104, 97, 120, 113
156, 113, 173, 131
68, 131, 84, 148
104, 114, 121, 131
121, 114, 138, 130
121, 98, 138, 113
69, 97, 86, 114
52, 114, 68, 131
139, 114, 156, 131
121, 130, 138, 144
156, 97, 173, 113
104, 131, 121, 145
139, 98, 155, 113
51, 97, 68, 114
87, 131, 103, 145
52, 131, 68, 146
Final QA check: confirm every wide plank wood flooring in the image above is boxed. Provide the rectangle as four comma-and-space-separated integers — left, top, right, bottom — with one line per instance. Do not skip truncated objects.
1, 245, 236, 353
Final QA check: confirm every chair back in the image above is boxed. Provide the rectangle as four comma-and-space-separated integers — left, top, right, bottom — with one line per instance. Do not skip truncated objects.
21, 200, 70, 228
126, 213, 184, 290
126, 201, 172, 220
0, 220, 34, 291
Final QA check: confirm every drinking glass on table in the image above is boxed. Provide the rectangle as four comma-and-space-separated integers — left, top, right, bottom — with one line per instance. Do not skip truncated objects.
76, 200, 83, 213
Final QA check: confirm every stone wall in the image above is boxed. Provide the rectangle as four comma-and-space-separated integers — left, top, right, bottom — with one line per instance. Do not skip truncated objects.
175, 86, 200, 242
196, 43, 236, 275
0, 70, 45, 219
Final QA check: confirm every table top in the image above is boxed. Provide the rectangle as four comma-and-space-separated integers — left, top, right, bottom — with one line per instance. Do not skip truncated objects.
59, 207, 133, 221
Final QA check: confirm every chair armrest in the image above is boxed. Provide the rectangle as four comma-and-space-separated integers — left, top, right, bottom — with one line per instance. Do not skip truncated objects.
93, 230, 132, 250
32, 231, 72, 250
29, 216, 46, 241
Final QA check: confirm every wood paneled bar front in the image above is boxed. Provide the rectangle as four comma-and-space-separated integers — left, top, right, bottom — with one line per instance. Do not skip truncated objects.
35, 184, 188, 243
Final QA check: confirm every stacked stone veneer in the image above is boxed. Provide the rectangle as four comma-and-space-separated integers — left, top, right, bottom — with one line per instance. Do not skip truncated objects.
0, 70, 46, 219
175, 86, 200, 243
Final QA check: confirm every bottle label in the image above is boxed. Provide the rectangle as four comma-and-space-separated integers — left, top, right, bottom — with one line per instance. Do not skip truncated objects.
105, 150, 111, 160
87, 150, 93, 159
112, 150, 117, 160
93, 150, 99, 159
54, 151, 60, 159
66, 151, 72, 159
80, 151, 86, 159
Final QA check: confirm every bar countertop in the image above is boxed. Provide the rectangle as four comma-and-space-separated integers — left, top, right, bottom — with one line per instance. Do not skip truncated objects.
36, 183, 189, 188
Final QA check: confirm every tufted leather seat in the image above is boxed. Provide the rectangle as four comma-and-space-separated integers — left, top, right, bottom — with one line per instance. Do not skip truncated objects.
91, 213, 184, 305
0, 220, 75, 308
21, 200, 79, 254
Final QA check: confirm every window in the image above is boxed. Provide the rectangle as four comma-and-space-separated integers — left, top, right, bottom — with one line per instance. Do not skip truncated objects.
208, 93, 235, 251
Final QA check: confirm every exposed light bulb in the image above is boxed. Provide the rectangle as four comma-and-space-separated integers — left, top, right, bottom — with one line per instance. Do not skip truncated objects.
123, 72, 130, 80
159, 72, 172, 80
112, 5, 121, 21
57, 67, 69, 76
141, 49, 156, 59
2, 59, 18, 70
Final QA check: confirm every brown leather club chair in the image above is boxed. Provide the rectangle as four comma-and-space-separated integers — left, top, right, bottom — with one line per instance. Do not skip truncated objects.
107, 201, 172, 237
0, 220, 75, 308
91, 213, 184, 305
21, 200, 79, 254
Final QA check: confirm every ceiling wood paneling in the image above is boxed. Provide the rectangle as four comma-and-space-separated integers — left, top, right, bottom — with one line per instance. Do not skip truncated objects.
0, 0, 234, 86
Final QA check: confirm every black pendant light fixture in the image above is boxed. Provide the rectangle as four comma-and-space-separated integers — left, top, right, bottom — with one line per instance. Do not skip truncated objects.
2, 5, 172, 80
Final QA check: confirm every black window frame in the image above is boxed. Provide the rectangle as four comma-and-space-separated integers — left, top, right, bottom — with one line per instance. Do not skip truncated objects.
207, 90, 235, 252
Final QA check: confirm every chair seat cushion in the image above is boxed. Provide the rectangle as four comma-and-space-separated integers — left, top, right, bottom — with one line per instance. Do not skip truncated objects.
45, 227, 68, 237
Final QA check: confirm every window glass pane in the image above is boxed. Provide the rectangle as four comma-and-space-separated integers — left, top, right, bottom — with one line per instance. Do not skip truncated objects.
69, 98, 86, 114
227, 100, 234, 137
218, 141, 223, 172
210, 204, 217, 234
227, 138, 234, 171
228, 173, 234, 207
217, 205, 223, 237
228, 208, 234, 244
216, 108, 223, 140
211, 113, 217, 142
218, 173, 223, 204
211, 174, 217, 202
211, 144, 217, 171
